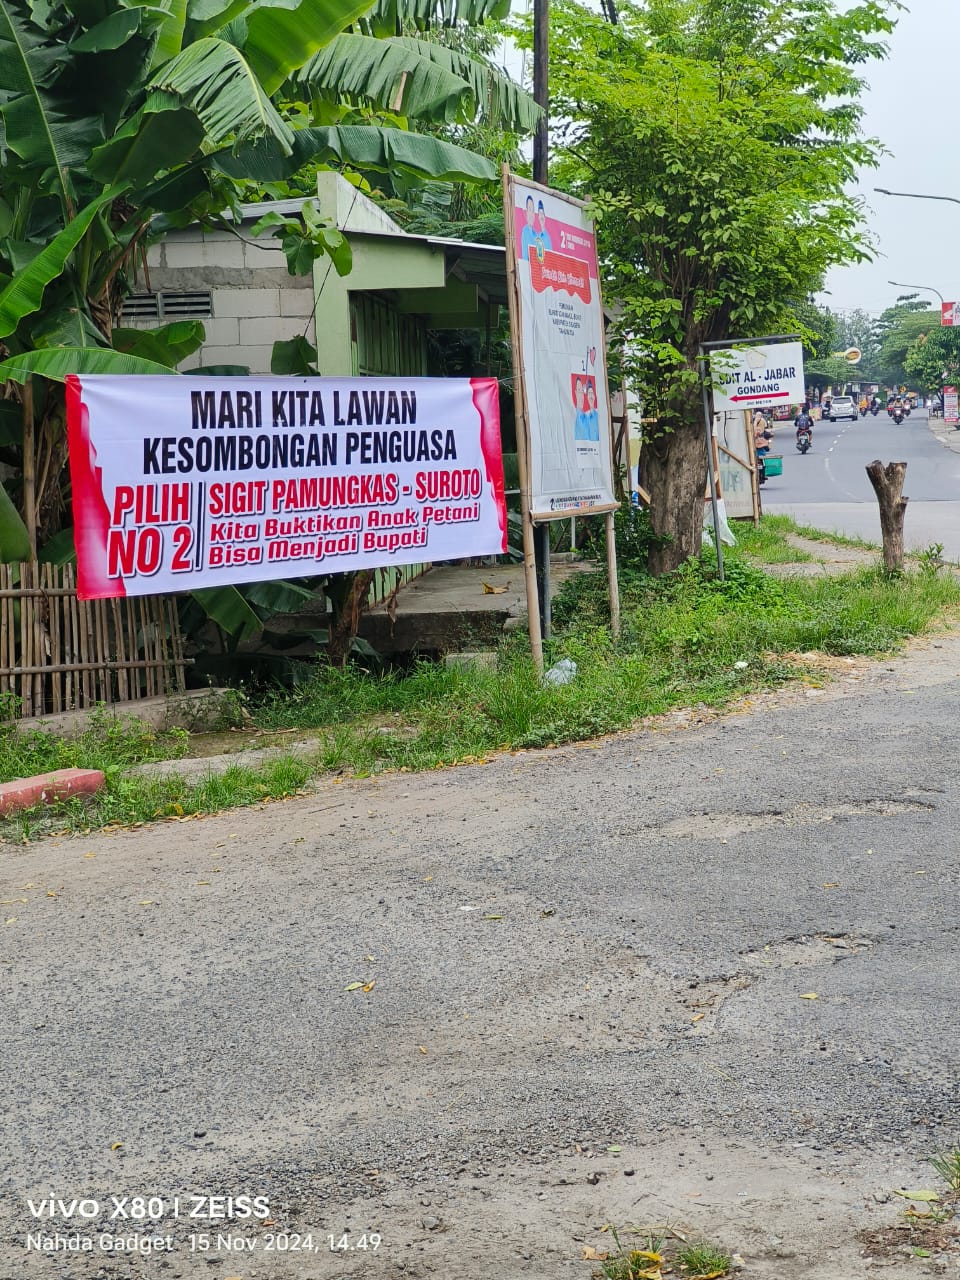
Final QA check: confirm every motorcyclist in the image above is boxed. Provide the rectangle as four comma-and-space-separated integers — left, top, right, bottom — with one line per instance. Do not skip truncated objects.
753, 409, 773, 484
795, 407, 813, 441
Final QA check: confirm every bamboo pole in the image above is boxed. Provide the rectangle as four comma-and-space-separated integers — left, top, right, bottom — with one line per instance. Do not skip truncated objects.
502, 164, 544, 671
605, 511, 620, 640
22, 380, 37, 560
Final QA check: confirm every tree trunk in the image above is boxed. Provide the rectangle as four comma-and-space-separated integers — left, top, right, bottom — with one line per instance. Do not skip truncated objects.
865, 460, 908, 572
640, 387, 708, 575
326, 569, 376, 668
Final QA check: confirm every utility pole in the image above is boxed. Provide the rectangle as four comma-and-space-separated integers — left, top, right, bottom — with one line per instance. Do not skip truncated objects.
532, 0, 551, 637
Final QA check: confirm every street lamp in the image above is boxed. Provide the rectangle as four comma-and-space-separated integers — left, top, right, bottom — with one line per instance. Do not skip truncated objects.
888, 279, 945, 305
875, 187, 960, 207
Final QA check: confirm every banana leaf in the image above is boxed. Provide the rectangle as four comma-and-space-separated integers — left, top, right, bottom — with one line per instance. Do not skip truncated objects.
0, 480, 30, 563
0, 347, 178, 383
89, 103, 206, 185
361, 0, 510, 37
113, 320, 206, 367
242, 0, 379, 95
292, 33, 472, 122
0, 186, 122, 341
0, 0, 104, 197
190, 585, 261, 638
150, 38, 293, 149
215, 123, 495, 182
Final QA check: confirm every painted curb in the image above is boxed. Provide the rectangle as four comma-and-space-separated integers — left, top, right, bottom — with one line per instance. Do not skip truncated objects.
0, 768, 106, 817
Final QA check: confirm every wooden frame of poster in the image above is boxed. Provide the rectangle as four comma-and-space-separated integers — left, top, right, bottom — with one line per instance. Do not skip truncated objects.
714, 409, 761, 524
502, 167, 620, 668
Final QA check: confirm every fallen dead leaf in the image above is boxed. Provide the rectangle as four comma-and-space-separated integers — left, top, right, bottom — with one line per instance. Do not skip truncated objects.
799, 992, 819, 1000
138, 900, 154, 906
823, 882, 841, 889
362, 980, 376, 993
110, 1142, 123, 1151
483, 913, 503, 921
482, 581, 508, 594
581, 1246, 608, 1261
893, 1189, 940, 1202
418, 1045, 427, 1055
691, 1012, 706, 1023
344, 981, 363, 992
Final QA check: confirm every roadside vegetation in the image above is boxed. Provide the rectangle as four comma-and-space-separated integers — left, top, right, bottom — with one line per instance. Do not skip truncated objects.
1, 516, 958, 840
588, 1224, 733, 1278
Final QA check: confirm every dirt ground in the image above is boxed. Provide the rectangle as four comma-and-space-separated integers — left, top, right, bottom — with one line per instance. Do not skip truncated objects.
4, 607, 960, 1280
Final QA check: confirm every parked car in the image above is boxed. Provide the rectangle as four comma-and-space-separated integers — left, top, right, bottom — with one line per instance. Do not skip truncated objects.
827, 395, 858, 422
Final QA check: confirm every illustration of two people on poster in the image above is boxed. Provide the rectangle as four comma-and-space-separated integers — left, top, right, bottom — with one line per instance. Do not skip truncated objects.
520, 195, 553, 259
572, 374, 600, 441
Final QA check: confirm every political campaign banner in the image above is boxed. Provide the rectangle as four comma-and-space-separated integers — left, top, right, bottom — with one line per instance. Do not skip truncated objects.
66, 375, 507, 601
945, 386, 959, 424
505, 176, 617, 519
942, 302, 958, 327
710, 341, 806, 412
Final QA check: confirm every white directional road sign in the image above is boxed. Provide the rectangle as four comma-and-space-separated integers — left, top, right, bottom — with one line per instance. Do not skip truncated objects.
710, 341, 806, 412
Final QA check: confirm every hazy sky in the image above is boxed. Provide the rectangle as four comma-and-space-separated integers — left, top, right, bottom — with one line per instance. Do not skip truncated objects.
821, 0, 960, 316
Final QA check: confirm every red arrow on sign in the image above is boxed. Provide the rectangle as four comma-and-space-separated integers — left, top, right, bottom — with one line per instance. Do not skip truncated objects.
727, 392, 791, 402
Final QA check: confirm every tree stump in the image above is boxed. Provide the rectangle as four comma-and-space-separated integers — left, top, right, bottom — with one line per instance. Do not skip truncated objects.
865, 460, 908, 573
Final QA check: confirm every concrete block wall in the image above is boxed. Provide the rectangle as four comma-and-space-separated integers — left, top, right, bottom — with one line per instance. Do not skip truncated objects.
135, 222, 317, 373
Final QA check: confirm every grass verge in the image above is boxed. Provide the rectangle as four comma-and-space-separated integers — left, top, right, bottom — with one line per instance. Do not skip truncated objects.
2, 530, 958, 839
726, 515, 815, 563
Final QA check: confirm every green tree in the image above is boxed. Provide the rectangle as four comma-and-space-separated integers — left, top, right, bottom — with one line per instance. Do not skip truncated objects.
872, 296, 936, 391
544, 0, 896, 572
905, 325, 960, 399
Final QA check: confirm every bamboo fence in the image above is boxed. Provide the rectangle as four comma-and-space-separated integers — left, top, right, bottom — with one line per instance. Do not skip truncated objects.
0, 563, 187, 719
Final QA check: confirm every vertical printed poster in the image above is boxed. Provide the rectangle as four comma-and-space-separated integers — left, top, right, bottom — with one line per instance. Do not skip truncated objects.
66, 375, 507, 600
506, 177, 617, 518
945, 386, 959, 424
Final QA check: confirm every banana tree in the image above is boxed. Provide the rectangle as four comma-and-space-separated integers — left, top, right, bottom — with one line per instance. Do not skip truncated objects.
0, 0, 535, 556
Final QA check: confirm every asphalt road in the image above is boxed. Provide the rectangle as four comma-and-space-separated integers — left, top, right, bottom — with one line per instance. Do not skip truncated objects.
762, 407, 960, 556
3, 637, 960, 1278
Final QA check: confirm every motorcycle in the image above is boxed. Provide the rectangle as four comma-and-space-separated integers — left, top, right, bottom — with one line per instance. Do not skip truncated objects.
796, 428, 813, 454
903, 404, 912, 417
870, 405, 880, 417
892, 407, 904, 425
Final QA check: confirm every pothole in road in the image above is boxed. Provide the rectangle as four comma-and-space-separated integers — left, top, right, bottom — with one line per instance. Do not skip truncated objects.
740, 932, 873, 970
679, 934, 873, 1034
650, 797, 935, 840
